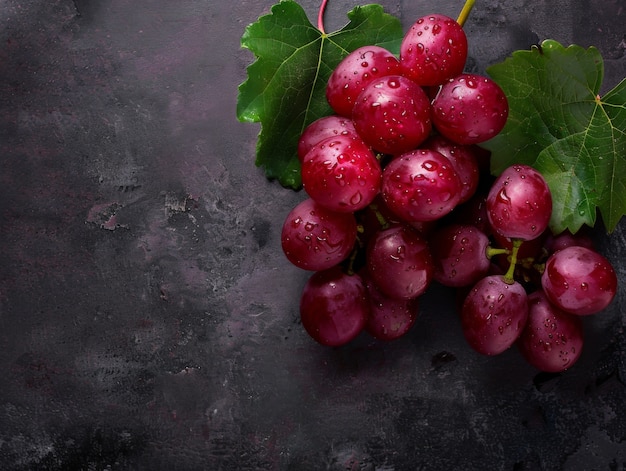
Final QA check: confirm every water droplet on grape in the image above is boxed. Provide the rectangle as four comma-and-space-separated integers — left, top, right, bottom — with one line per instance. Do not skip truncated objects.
390, 244, 406, 261
350, 192, 362, 206
497, 188, 511, 205
422, 160, 437, 171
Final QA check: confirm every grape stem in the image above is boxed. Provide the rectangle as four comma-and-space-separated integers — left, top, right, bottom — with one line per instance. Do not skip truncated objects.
503, 238, 524, 284
457, 0, 476, 27
317, 0, 329, 34
368, 204, 390, 230
486, 246, 509, 259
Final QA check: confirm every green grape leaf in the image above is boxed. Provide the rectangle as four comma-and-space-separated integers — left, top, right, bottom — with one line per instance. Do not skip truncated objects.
236, 0, 403, 189
484, 39, 626, 234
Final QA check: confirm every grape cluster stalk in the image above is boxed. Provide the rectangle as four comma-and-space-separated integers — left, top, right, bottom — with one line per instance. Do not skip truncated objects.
280, 6, 618, 372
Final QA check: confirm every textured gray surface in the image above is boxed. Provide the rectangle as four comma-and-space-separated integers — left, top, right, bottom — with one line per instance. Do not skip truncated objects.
1, 0, 625, 469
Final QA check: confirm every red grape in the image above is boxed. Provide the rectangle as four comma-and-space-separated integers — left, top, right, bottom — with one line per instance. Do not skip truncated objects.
431, 73, 508, 145
326, 45, 402, 117
486, 164, 552, 241
446, 192, 491, 235
381, 149, 462, 222
517, 290, 584, 372
366, 224, 434, 300
352, 75, 432, 155
300, 267, 368, 346
301, 134, 382, 213
429, 224, 491, 288
544, 228, 595, 254
422, 135, 480, 204
399, 14, 467, 86
281, 198, 357, 271
461, 275, 529, 355
297, 115, 357, 162
363, 274, 419, 341
541, 245, 617, 316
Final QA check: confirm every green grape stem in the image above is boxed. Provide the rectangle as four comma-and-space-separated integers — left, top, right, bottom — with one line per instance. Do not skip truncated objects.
486, 246, 509, 259
503, 238, 524, 284
345, 246, 359, 275
457, 0, 476, 27
368, 204, 390, 230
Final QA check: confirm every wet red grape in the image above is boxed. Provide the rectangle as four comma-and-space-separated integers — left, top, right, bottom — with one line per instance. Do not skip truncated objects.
326, 45, 401, 117
298, 115, 357, 162
431, 73, 508, 145
399, 14, 467, 86
429, 224, 491, 288
517, 290, 584, 372
281, 198, 357, 271
363, 274, 419, 341
352, 75, 432, 155
541, 245, 617, 316
486, 164, 552, 241
300, 267, 369, 346
301, 134, 381, 213
381, 149, 462, 222
461, 275, 529, 355
366, 224, 434, 300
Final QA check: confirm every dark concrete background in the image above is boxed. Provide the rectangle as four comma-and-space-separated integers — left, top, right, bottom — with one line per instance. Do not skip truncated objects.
1, 0, 625, 469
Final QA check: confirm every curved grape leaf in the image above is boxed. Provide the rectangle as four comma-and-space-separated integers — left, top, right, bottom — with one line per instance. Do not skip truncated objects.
484, 39, 626, 234
236, 0, 403, 189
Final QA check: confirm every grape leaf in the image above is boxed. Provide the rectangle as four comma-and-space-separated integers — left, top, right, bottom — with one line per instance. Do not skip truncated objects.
236, 0, 403, 189
484, 39, 626, 234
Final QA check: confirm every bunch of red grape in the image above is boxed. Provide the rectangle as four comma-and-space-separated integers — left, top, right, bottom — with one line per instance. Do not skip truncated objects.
280, 13, 618, 372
